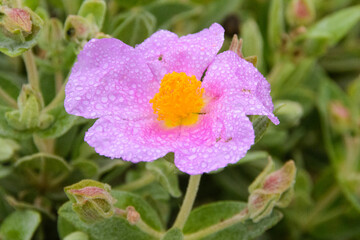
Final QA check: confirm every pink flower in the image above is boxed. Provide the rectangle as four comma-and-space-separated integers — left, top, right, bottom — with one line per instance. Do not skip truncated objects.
65, 23, 279, 175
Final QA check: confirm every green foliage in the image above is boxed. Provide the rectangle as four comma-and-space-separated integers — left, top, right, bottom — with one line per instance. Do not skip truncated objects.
0, 0, 359, 239
146, 158, 181, 198
183, 201, 283, 239
0, 7, 43, 57
58, 190, 164, 240
0, 210, 41, 240
110, 8, 156, 46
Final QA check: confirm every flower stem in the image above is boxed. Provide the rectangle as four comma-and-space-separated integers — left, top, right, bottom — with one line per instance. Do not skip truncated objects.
23, 50, 39, 91
136, 219, 164, 239
23, 50, 44, 107
0, 87, 17, 108
173, 174, 202, 230
184, 209, 249, 240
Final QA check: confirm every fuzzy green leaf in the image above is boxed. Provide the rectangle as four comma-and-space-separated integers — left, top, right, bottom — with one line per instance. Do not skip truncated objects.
58, 190, 163, 240
15, 152, 71, 188
305, 5, 360, 46
161, 228, 183, 240
146, 158, 181, 198
183, 201, 283, 239
78, 0, 106, 28
111, 9, 156, 46
267, 0, 285, 50
0, 210, 41, 240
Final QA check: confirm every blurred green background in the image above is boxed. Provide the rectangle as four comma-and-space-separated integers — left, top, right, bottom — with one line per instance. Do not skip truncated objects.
0, 0, 359, 239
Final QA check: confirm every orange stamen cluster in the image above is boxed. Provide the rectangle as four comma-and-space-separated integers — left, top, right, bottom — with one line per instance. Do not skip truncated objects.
150, 72, 205, 128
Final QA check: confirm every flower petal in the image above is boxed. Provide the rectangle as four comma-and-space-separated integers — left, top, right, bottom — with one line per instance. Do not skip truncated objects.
135, 30, 178, 62
165, 23, 224, 79
85, 117, 175, 163
203, 51, 279, 124
65, 38, 157, 119
136, 23, 224, 80
174, 112, 255, 175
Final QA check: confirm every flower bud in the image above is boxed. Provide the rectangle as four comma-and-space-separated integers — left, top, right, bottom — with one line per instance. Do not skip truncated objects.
64, 179, 117, 223
126, 206, 140, 225
0, 6, 43, 57
38, 18, 64, 51
229, 34, 243, 58
329, 101, 353, 133
247, 159, 296, 222
286, 0, 316, 27
5, 85, 41, 131
64, 15, 95, 43
0, 7, 32, 35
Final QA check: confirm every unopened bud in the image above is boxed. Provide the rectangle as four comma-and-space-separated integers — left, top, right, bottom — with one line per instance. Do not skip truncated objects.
0, 6, 43, 56
126, 206, 140, 225
0, 7, 32, 35
247, 159, 296, 222
5, 85, 41, 131
329, 101, 353, 133
64, 15, 95, 42
286, 0, 315, 27
229, 34, 243, 58
38, 18, 64, 51
65, 180, 117, 223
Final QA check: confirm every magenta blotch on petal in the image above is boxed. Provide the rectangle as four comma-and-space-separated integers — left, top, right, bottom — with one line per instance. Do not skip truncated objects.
65, 23, 279, 175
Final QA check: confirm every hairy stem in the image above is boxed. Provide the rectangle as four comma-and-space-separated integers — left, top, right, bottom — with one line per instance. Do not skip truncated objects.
23, 50, 44, 107
173, 174, 202, 230
136, 219, 164, 239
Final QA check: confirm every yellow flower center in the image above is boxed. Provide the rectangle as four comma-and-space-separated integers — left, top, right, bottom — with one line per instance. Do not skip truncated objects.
150, 72, 205, 128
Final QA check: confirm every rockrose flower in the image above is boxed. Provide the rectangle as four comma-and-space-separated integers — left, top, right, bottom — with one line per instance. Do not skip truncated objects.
64, 23, 279, 175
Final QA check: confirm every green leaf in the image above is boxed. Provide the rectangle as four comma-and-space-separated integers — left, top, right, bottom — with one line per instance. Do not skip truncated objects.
241, 18, 265, 73
72, 160, 99, 178
267, 0, 285, 50
58, 190, 164, 240
0, 210, 41, 240
78, 0, 106, 28
0, 187, 13, 221
64, 231, 89, 240
0, 138, 19, 162
183, 201, 283, 239
161, 228, 183, 240
146, 2, 194, 28
252, 115, 271, 144
15, 152, 71, 188
0, 70, 23, 100
114, 0, 156, 9
197, 0, 242, 30
0, 106, 33, 139
37, 104, 80, 138
62, 0, 83, 14
22, 0, 40, 10
111, 8, 156, 46
0, 7, 43, 57
146, 159, 181, 198
305, 5, 360, 46
274, 100, 303, 128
